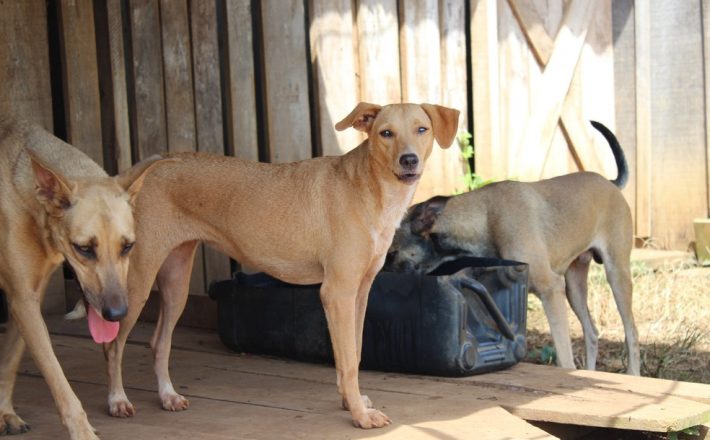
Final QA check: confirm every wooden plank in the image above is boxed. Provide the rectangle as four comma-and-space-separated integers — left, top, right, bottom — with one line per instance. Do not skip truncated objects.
309, 0, 361, 156
223, 0, 259, 162
160, 0, 197, 153
648, 1, 707, 249
703, 0, 710, 216
57, 0, 103, 166
260, 0, 312, 162
508, 0, 606, 177
512, 0, 596, 181
497, 0, 529, 179
94, 0, 133, 173
0, 0, 62, 313
158, 0, 205, 295
191, 0, 230, 290
0, 0, 53, 130
28, 332, 555, 439
128, 0, 168, 159
612, 0, 636, 206
356, 0, 401, 104
470, 0, 501, 179
634, 0, 651, 238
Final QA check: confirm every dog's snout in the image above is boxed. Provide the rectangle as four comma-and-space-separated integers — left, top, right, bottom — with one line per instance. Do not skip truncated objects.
102, 297, 127, 321
399, 154, 419, 169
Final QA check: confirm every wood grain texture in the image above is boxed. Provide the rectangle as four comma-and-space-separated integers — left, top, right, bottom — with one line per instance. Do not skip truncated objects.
129, 0, 168, 159
58, 0, 103, 166
160, 0, 197, 153
612, 0, 637, 213
0, 0, 53, 130
309, 0, 361, 156
260, 0, 312, 162
470, 0, 501, 179
703, 0, 710, 216
191, 0, 230, 289
356, 0, 401, 104
95, 0, 132, 173
648, 1, 706, 248
224, 0, 259, 162
511, 0, 596, 181
634, 0, 651, 238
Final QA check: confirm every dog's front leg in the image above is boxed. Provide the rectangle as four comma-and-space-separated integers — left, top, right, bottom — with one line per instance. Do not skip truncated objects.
0, 316, 31, 434
9, 296, 97, 439
320, 276, 390, 429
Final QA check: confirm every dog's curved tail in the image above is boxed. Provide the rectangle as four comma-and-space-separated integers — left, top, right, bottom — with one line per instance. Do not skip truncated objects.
590, 121, 628, 189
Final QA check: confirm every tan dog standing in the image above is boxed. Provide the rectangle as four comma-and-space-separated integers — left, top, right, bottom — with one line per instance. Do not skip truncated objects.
386, 122, 640, 375
0, 119, 165, 439
101, 103, 459, 428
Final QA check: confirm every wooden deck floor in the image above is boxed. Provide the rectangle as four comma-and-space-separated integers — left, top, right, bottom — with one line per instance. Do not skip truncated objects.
4, 317, 710, 439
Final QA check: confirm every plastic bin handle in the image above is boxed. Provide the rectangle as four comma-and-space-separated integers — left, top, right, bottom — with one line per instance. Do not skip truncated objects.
458, 278, 516, 341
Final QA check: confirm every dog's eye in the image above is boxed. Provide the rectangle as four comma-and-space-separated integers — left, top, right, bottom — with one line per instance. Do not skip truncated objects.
379, 129, 393, 138
121, 242, 135, 256
72, 243, 96, 260
417, 126, 428, 134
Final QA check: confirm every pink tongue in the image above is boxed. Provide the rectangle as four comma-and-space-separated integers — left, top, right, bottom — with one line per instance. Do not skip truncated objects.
87, 306, 120, 343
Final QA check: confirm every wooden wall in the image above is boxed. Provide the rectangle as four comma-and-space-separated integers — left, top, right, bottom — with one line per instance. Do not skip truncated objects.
1, 0, 708, 314
472, 0, 710, 251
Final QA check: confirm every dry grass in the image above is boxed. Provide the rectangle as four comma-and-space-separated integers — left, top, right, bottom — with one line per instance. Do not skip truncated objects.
524, 257, 710, 384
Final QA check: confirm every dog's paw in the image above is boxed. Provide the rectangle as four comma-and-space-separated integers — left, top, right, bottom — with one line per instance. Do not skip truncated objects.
341, 395, 373, 411
1, 413, 31, 435
161, 393, 189, 412
66, 419, 98, 440
352, 408, 391, 429
108, 399, 135, 418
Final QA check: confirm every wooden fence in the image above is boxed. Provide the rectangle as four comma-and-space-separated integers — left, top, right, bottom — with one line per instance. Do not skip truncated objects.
1, 0, 708, 317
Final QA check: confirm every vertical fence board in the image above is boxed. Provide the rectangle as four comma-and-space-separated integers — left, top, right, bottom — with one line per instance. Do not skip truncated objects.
58, 0, 103, 166
159, 0, 206, 294
703, 0, 710, 216
356, 0, 401, 104
648, 1, 706, 248
0, 0, 62, 313
191, 0, 230, 288
224, 0, 259, 162
160, 0, 197, 153
612, 0, 637, 211
0, 0, 53, 130
634, 0, 651, 238
261, 0, 312, 162
129, 0, 168, 159
309, 0, 360, 155
471, 0, 501, 179
95, 0, 132, 173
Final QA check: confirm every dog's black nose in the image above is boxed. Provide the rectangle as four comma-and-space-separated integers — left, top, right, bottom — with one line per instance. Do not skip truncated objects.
399, 154, 419, 169
102, 303, 127, 322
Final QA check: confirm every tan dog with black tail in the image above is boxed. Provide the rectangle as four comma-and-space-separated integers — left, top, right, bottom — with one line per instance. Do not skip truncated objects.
386, 121, 640, 375
99, 103, 459, 428
0, 119, 166, 439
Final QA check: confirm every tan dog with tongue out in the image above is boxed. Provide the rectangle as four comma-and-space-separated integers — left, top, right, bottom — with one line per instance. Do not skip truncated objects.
86, 102, 460, 429
0, 118, 167, 439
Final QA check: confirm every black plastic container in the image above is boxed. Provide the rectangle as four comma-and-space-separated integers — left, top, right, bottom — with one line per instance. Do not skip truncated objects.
209, 257, 529, 376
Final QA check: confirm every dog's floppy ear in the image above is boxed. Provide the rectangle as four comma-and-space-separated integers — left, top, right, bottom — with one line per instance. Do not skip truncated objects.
421, 104, 460, 149
409, 196, 450, 235
28, 149, 75, 216
115, 154, 173, 205
335, 102, 383, 133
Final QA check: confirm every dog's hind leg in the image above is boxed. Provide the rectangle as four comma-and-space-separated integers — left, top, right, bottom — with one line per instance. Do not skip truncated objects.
0, 317, 30, 434
602, 252, 640, 375
565, 252, 599, 370
151, 240, 199, 412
